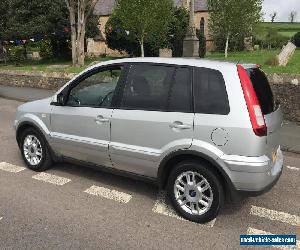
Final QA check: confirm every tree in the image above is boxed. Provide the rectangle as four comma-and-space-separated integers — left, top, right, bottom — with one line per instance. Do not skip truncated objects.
0, 0, 10, 40
105, 14, 140, 56
289, 11, 297, 23
1, 0, 71, 59
105, 6, 188, 57
293, 32, 300, 47
270, 11, 277, 23
2, 0, 68, 40
168, 7, 189, 57
113, 0, 174, 57
64, 0, 98, 66
207, 0, 262, 57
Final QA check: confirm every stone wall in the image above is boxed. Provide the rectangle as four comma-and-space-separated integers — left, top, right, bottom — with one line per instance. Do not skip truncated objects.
267, 73, 300, 123
0, 69, 299, 123
271, 83, 300, 124
0, 70, 75, 90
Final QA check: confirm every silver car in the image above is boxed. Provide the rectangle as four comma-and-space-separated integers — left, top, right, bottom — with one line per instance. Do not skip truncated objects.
14, 58, 284, 223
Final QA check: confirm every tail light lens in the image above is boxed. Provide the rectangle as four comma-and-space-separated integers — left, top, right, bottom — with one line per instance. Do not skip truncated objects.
237, 65, 267, 137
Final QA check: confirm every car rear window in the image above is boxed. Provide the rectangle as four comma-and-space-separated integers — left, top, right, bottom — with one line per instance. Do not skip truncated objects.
246, 68, 274, 115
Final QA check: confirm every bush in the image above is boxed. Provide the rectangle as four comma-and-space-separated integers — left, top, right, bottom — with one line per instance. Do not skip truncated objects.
196, 30, 206, 58
213, 34, 245, 52
39, 39, 53, 59
293, 32, 300, 47
50, 36, 71, 59
265, 55, 279, 66
8, 46, 25, 65
256, 28, 289, 49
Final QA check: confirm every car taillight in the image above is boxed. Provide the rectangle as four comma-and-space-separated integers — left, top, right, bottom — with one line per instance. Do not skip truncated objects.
237, 65, 267, 137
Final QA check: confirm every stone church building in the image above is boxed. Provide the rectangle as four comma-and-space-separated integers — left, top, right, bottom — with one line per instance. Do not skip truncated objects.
91, 0, 212, 56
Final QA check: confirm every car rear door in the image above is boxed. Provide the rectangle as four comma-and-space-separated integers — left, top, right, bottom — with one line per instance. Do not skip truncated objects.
109, 63, 194, 178
246, 67, 283, 163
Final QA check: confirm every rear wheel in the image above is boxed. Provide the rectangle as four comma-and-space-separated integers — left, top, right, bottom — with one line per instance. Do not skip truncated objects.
167, 160, 224, 223
20, 128, 53, 171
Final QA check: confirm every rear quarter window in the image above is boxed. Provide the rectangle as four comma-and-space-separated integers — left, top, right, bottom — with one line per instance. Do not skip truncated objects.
193, 67, 230, 115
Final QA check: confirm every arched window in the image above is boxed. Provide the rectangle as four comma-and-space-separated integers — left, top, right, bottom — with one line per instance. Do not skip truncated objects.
200, 17, 205, 36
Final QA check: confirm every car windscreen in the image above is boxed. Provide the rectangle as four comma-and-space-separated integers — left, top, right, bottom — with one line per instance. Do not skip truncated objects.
246, 68, 275, 115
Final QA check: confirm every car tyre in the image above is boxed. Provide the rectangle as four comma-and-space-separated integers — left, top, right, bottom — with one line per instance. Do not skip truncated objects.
20, 127, 53, 171
167, 160, 224, 223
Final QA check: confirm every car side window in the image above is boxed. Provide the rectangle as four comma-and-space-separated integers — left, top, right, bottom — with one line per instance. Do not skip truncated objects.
193, 67, 230, 115
120, 64, 175, 111
66, 66, 123, 108
168, 67, 192, 113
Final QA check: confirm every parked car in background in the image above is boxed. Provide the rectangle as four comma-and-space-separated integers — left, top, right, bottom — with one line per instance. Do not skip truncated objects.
14, 58, 284, 223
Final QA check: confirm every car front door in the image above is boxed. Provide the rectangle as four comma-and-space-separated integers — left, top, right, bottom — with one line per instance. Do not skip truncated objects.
109, 63, 194, 178
50, 64, 125, 167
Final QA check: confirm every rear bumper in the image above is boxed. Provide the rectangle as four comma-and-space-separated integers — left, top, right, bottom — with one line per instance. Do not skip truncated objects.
220, 146, 284, 200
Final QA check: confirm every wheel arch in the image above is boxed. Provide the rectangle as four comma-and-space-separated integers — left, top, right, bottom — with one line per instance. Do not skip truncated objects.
16, 122, 44, 146
157, 150, 236, 201
16, 121, 60, 162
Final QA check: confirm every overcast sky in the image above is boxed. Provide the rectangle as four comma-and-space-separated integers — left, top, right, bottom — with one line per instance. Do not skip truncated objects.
262, 0, 300, 22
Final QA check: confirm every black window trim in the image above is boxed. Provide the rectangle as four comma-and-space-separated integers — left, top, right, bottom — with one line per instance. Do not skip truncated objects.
115, 62, 194, 113
52, 63, 127, 109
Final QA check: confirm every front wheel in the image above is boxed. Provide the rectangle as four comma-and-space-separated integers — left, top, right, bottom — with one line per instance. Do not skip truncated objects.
167, 160, 224, 223
20, 128, 53, 171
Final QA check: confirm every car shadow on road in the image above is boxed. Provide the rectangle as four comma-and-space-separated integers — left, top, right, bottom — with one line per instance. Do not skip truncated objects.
220, 198, 252, 216
49, 161, 252, 217
50, 162, 159, 200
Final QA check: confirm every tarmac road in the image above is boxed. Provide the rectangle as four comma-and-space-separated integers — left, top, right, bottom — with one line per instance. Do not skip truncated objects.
0, 97, 299, 250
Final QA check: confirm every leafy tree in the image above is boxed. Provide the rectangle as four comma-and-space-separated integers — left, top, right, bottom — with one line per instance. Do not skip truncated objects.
105, 6, 187, 57
207, 0, 262, 57
270, 11, 277, 23
113, 0, 174, 57
0, 0, 99, 62
105, 14, 140, 56
1, 0, 71, 60
0, 0, 10, 40
4, 0, 68, 40
196, 30, 206, 58
168, 7, 189, 57
289, 11, 297, 23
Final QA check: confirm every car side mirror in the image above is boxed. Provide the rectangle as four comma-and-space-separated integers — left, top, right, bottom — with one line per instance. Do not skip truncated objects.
57, 93, 66, 106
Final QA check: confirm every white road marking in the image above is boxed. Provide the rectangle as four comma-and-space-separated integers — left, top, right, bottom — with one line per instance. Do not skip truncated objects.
0, 217, 2, 221
247, 227, 300, 250
84, 185, 132, 204
152, 191, 216, 227
250, 205, 300, 227
0, 162, 26, 173
32, 173, 71, 186
286, 166, 299, 171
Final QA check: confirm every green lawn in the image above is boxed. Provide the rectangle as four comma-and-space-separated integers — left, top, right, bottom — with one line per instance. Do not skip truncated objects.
278, 31, 298, 38
258, 22, 300, 38
206, 49, 300, 74
260, 22, 300, 30
0, 49, 299, 75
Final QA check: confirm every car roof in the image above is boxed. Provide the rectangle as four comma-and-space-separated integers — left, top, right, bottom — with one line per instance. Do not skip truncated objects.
89, 57, 238, 71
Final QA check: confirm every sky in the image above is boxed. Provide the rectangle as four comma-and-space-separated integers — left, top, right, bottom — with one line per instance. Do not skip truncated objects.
262, 0, 300, 22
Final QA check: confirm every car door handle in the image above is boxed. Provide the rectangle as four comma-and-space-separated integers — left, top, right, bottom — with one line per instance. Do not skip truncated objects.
95, 115, 109, 124
169, 121, 192, 130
